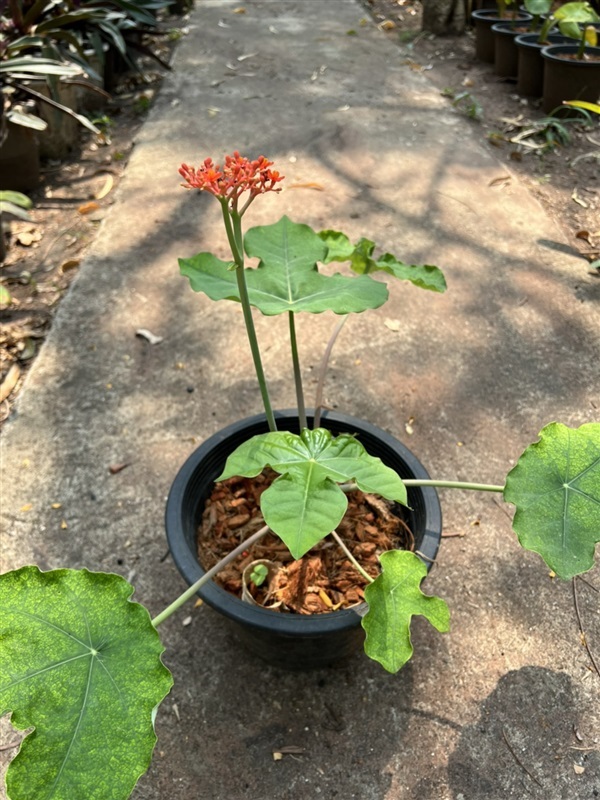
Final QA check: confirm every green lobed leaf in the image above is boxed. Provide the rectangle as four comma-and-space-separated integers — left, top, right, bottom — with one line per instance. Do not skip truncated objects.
0, 567, 173, 800
362, 551, 450, 673
320, 231, 447, 292
180, 216, 388, 315
374, 254, 447, 293
524, 0, 552, 14
504, 422, 600, 579
218, 428, 407, 559
554, 2, 600, 23
318, 229, 355, 263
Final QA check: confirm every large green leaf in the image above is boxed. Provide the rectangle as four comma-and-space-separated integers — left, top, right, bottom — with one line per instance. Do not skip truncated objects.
319, 230, 447, 293
504, 422, 600, 579
179, 216, 388, 315
218, 428, 407, 559
0, 567, 173, 800
362, 550, 450, 673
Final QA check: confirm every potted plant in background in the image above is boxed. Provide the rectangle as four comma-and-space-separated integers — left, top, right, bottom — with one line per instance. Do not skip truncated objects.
515, 1, 600, 95
542, 21, 600, 112
0, 152, 598, 800
491, 0, 552, 77
472, 0, 532, 62
0, 0, 172, 156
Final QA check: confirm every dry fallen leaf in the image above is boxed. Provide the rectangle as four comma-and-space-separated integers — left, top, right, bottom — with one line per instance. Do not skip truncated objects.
78, 201, 100, 215
136, 328, 163, 345
288, 182, 325, 191
0, 363, 21, 403
60, 259, 80, 274
575, 230, 593, 245
109, 463, 129, 475
571, 189, 588, 209
93, 174, 114, 200
16, 231, 41, 246
384, 318, 401, 332
273, 746, 305, 760
489, 175, 511, 188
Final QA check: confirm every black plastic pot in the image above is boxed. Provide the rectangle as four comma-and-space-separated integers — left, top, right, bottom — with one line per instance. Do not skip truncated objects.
165, 410, 443, 670
0, 122, 40, 192
472, 10, 532, 63
541, 44, 600, 114
492, 21, 534, 77
515, 33, 570, 96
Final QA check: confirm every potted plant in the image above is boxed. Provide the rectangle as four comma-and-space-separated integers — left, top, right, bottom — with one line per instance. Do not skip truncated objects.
515, 1, 600, 95
472, 0, 533, 62
0, 152, 598, 800
491, 0, 552, 77
542, 21, 600, 112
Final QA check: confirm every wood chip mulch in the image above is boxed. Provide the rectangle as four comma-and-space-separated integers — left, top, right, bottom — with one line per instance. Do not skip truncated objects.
197, 471, 414, 615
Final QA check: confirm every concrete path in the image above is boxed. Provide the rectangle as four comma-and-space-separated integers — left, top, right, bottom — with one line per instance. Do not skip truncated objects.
1, 1, 599, 798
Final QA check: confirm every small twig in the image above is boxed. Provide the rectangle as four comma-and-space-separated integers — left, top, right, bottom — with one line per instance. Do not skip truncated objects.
492, 496, 513, 520
502, 727, 543, 788
313, 315, 348, 428
330, 529, 373, 583
414, 549, 436, 564
570, 746, 600, 751
572, 577, 600, 678
577, 575, 599, 593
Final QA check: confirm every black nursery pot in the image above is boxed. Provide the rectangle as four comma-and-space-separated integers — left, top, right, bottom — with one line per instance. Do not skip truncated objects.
541, 44, 600, 115
472, 10, 532, 63
515, 33, 570, 97
165, 410, 443, 671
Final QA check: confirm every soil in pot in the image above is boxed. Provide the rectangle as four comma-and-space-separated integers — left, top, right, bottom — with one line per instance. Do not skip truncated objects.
197, 470, 415, 615
541, 44, 600, 114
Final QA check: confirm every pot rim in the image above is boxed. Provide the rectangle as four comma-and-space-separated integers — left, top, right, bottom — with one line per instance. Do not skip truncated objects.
515, 32, 571, 48
541, 43, 600, 63
472, 9, 532, 22
491, 21, 533, 35
165, 409, 443, 636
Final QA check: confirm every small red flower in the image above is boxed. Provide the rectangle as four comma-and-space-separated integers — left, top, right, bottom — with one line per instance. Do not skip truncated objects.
179, 151, 283, 206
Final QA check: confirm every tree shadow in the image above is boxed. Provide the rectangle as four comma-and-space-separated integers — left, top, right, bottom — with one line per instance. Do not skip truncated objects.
447, 666, 600, 800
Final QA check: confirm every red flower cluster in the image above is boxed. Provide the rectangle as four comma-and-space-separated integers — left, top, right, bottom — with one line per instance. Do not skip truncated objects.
179, 152, 283, 204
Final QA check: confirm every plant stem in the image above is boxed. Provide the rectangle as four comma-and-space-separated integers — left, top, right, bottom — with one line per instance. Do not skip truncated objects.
403, 479, 505, 493
288, 311, 307, 430
221, 204, 277, 432
152, 524, 270, 627
314, 315, 348, 428
330, 529, 374, 584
